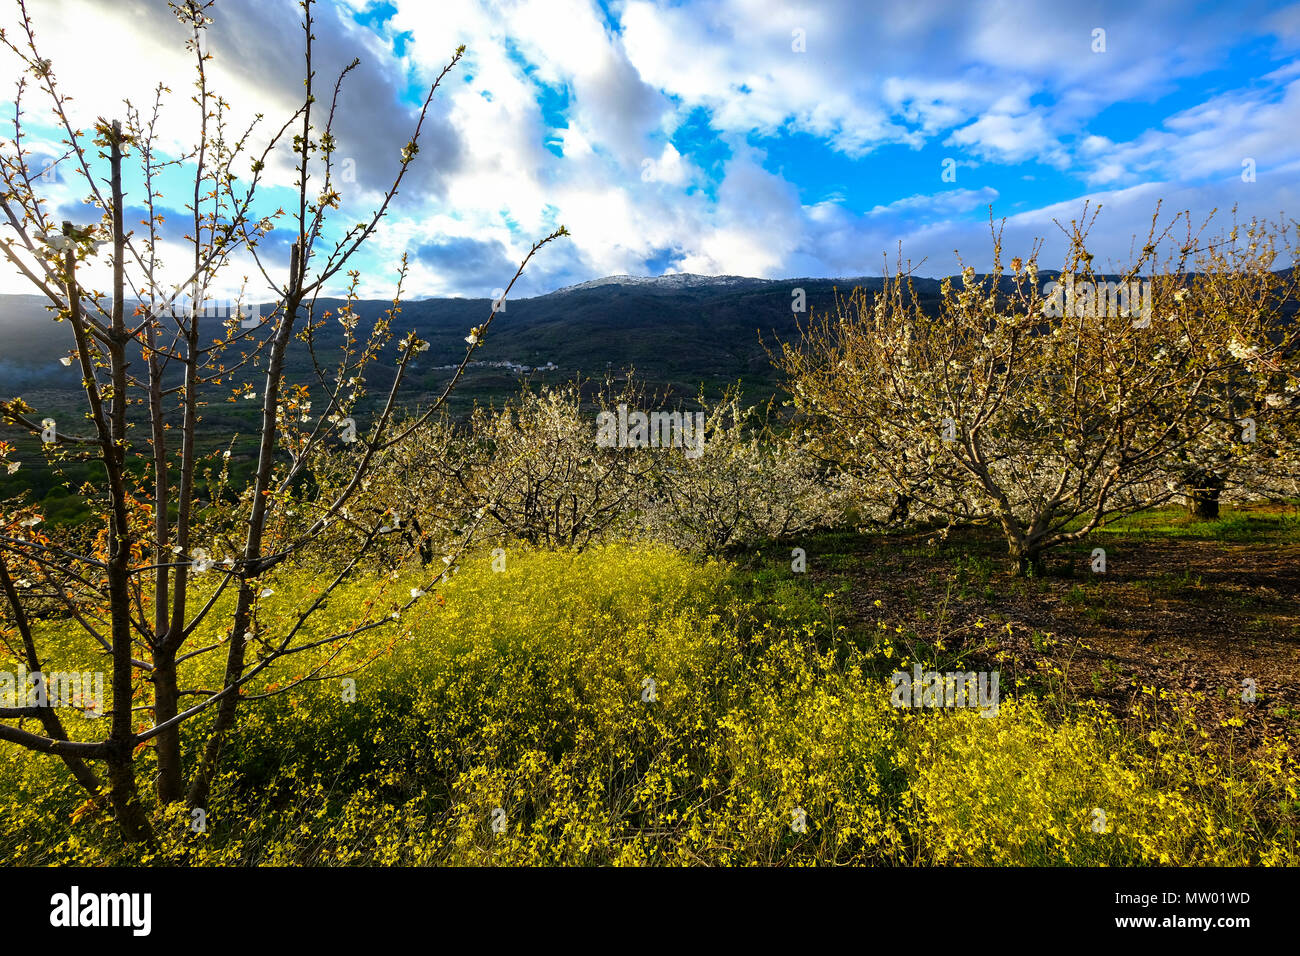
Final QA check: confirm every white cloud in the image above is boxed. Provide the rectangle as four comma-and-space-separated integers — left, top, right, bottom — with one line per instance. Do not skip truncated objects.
867, 187, 1001, 219
1, 0, 1297, 301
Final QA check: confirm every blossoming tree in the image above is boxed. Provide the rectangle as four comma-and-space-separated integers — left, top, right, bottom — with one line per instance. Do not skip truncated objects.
0, 0, 564, 842
776, 207, 1297, 575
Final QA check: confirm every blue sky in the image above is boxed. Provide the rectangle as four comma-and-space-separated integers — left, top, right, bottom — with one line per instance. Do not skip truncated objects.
3, 0, 1299, 300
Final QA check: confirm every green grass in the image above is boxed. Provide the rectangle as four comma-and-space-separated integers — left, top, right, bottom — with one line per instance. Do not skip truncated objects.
1086, 502, 1300, 543
1, 515, 1297, 866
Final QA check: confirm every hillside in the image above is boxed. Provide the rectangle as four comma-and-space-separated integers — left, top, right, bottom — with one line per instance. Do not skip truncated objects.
0, 275, 900, 408
2, 269, 1292, 519
8, 268, 1288, 410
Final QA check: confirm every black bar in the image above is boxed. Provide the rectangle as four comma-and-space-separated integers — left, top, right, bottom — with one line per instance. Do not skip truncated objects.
1, 865, 1286, 945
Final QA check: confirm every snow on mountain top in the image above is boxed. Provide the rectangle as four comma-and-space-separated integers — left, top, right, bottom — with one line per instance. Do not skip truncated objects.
550, 273, 777, 295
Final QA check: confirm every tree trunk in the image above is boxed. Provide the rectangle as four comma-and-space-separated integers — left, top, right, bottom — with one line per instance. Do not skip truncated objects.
1013, 546, 1046, 578
188, 246, 304, 810
102, 128, 151, 845
886, 492, 910, 526
106, 745, 153, 844
1183, 467, 1224, 520
1185, 480, 1222, 520
1187, 491, 1220, 520
153, 649, 185, 804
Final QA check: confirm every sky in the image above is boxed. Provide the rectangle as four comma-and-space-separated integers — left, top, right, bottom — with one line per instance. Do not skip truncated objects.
2, 0, 1299, 301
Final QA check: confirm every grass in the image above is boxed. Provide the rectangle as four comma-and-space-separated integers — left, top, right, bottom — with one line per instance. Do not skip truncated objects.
2, 505, 1297, 866
1085, 501, 1300, 543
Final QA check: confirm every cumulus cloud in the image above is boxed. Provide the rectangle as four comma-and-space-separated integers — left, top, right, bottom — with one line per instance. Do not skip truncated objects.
415, 235, 517, 293
1, 0, 1297, 299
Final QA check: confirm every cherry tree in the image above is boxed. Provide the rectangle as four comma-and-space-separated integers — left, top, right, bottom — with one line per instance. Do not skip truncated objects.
776, 207, 1297, 575
0, 0, 565, 842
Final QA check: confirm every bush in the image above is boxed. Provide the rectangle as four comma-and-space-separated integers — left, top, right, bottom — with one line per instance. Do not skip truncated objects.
3, 542, 1293, 865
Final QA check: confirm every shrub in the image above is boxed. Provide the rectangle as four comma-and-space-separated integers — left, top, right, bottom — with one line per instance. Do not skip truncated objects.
4, 542, 1293, 866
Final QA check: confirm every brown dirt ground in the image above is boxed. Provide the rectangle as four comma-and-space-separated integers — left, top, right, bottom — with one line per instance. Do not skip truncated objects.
813, 520, 1300, 754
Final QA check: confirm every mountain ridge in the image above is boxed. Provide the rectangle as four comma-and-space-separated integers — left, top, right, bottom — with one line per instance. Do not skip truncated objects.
3, 268, 1293, 404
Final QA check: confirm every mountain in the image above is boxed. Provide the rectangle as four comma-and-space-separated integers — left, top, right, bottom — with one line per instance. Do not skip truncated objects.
3, 269, 1292, 520
550, 273, 781, 295
3, 267, 1292, 410
0, 275, 896, 410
